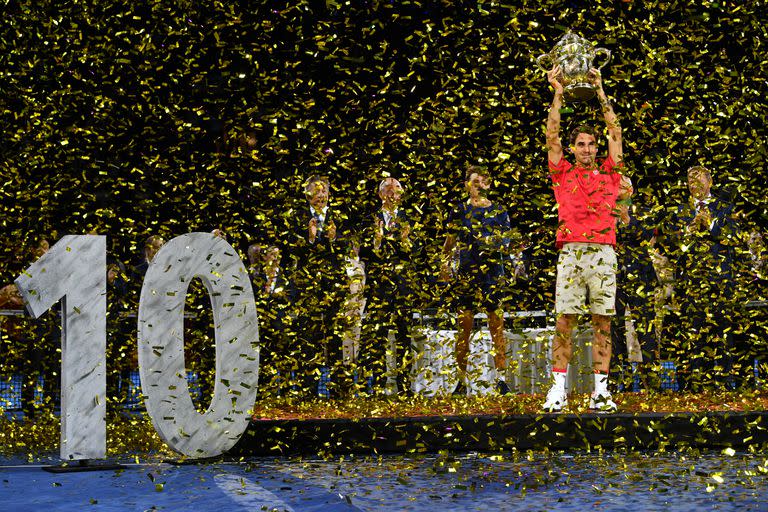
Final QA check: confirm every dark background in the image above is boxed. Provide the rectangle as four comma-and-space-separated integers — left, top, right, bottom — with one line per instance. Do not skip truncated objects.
2, 0, 766, 306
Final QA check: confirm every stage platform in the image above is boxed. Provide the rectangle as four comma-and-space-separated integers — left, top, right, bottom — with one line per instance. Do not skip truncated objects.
234, 409, 768, 457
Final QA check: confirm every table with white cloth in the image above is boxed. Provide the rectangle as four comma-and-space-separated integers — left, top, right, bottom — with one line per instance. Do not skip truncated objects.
409, 311, 597, 395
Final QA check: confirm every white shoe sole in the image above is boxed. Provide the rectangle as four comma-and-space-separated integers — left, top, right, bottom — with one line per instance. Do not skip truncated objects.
542, 398, 567, 413
589, 396, 617, 413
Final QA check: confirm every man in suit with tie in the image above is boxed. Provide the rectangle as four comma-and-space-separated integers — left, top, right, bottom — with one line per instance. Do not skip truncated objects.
667, 165, 739, 391
359, 177, 416, 395
286, 175, 351, 398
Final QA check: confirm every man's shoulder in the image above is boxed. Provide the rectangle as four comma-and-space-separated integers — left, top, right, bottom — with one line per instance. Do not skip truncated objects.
601, 154, 617, 170
490, 202, 510, 216
449, 201, 468, 216
129, 260, 150, 283
293, 206, 312, 220
549, 157, 572, 174
711, 195, 734, 212
327, 204, 353, 222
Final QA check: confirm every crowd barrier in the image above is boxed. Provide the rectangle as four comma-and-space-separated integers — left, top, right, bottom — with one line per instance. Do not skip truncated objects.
3, 302, 766, 412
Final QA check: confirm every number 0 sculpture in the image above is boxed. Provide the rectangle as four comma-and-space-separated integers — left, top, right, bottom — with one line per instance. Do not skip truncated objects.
138, 233, 260, 458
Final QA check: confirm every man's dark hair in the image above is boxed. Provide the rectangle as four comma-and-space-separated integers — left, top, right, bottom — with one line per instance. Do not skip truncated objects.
569, 125, 600, 145
465, 164, 491, 181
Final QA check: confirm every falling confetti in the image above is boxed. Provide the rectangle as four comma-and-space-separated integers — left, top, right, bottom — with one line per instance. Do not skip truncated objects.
0, 1, 766, 460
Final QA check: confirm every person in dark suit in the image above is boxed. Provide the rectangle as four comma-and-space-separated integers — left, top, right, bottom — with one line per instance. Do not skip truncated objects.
359, 177, 417, 396
285, 175, 351, 399
730, 220, 768, 388
105, 255, 133, 409
129, 235, 165, 286
611, 183, 661, 391
666, 165, 739, 391
248, 244, 296, 398
0, 237, 57, 417
745, 229, 768, 380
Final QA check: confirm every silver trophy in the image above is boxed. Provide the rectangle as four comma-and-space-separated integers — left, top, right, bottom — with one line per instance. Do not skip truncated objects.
536, 32, 611, 102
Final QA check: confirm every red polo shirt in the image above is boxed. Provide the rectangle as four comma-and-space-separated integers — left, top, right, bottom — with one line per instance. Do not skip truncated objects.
550, 155, 621, 248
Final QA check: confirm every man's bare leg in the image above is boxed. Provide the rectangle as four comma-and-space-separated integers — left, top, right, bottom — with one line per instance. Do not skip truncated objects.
590, 313, 617, 411
591, 313, 612, 374
554, 314, 577, 370
488, 309, 510, 394
453, 309, 474, 394
488, 309, 506, 372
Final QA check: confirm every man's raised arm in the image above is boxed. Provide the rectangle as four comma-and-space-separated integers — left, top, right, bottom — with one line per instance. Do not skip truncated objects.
546, 65, 564, 165
591, 68, 623, 165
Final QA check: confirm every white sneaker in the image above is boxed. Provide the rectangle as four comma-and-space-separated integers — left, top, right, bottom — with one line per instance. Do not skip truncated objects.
589, 391, 618, 413
542, 385, 567, 412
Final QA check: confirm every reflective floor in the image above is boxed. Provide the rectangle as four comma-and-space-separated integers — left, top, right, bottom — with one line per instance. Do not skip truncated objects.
2, 451, 767, 511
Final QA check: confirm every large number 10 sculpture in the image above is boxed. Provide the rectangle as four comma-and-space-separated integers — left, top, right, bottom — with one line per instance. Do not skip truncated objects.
15, 233, 260, 461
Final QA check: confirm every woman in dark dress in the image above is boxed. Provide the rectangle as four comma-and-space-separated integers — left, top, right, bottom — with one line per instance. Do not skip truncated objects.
441, 165, 519, 395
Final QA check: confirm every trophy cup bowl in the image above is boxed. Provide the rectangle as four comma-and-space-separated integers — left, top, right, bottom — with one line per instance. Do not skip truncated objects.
536, 32, 611, 102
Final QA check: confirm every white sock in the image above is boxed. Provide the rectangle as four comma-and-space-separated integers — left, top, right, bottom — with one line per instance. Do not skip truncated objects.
594, 372, 610, 396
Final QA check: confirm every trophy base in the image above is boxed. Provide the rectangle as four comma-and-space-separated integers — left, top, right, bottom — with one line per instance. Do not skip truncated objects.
564, 83, 596, 102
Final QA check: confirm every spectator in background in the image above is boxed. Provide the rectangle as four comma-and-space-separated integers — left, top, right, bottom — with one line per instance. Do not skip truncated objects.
130, 235, 165, 284
285, 176, 351, 399
746, 229, 768, 379
32, 238, 50, 259
0, 284, 24, 309
247, 243, 263, 271
441, 165, 520, 397
0, 238, 56, 416
359, 177, 417, 396
0, 282, 26, 404
106, 256, 132, 409
664, 166, 739, 391
747, 230, 767, 278
730, 220, 767, 388
612, 180, 661, 391
248, 244, 295, 398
